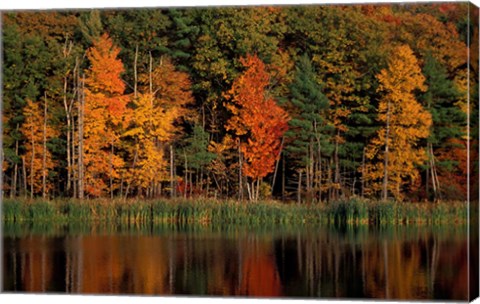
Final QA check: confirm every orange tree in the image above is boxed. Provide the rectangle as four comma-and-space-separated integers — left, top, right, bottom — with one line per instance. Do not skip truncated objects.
21, 98, 57, 198
83, 33, 129, 197
225, 54, 289, 201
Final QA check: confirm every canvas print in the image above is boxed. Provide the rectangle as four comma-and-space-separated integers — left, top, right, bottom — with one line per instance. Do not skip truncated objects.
1, 1, 479, 301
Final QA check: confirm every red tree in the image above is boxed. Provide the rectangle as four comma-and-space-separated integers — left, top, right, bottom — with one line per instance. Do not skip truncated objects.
226, 54, 289, 201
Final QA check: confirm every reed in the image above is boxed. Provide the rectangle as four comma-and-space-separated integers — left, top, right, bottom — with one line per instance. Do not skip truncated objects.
1, 197, 471, 226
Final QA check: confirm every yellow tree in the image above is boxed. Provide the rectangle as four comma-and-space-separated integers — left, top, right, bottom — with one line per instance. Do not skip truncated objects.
21, 98, 57, 198
365, 45, 432, 200
123, 57, 194, 197
83, 33, 129, 197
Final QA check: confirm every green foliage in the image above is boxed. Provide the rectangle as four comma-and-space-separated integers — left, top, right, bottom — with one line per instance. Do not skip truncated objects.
421, 53, 466, 145
79, 10, 103, 44
286, 54, 332, 163
183, 124, 216, 170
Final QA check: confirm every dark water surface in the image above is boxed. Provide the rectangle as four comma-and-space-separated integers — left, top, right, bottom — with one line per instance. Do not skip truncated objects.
2, 223, 469, 300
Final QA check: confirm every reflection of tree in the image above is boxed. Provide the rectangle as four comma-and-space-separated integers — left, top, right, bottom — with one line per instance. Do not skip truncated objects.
19, 236, 54, 292
2, 227, 470, 300
273, 228, 469, 300
237, 237, 282, 297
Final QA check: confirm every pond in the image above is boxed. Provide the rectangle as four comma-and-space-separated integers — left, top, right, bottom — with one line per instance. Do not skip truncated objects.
2, 222, 471, 300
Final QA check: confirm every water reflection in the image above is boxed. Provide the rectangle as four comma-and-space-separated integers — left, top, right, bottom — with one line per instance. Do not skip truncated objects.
3, 224, 470, 300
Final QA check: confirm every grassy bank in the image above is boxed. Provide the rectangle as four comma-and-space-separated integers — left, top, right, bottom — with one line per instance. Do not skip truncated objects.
1, 198, 473, 226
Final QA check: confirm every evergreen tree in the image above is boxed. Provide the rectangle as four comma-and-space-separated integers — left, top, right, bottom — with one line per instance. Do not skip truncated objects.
421, 53, 467, 200
286, 54, 332, 202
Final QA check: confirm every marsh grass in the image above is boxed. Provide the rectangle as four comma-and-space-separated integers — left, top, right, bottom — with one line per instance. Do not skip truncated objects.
1, 197, 472, 226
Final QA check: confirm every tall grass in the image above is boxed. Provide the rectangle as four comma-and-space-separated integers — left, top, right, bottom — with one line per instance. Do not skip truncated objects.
1, 197, 471, 226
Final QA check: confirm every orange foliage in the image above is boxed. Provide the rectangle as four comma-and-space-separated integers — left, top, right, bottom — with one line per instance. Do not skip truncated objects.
226, 54, 289, 184
21, 99, 57, 196
84, 33, 129, 197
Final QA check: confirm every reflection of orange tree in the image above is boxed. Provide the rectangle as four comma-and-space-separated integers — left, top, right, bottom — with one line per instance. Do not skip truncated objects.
19, 237, 54, 292
73, 236, 171, 295
363, 240, 427, 299
12, 230, 470, 299
237, 237, 283, 297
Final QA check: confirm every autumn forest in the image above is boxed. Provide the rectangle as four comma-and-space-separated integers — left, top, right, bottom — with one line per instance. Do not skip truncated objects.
2, 3, 479, 204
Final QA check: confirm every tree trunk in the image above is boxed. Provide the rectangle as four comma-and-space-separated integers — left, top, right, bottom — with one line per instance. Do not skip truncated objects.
246, 182, 252, 202
305, 145, 310, 203
309, 139, 314, 203
313, 119, 322, 202
282, 153, 286, 202
328, 158, 333, 202
109, 143, 114, 199
61, 40, 75, 196
334, 131, 340, 200
124, 146, 138, 200
361, 146, 366, 198
149, 51, 153, 95
78, 75, 85, 200
72, 101, 77, 199
429, 143, 441, 201
297, 171, 302, 205
271, 137, 284, 196
11, 134, 19, 198
30, 126, 35, 199
184, 151, 188, 199
382, 100, 391, 201
22, 156, 27, 198
64, 76, 72, 194
170, 145, 175, 198
239, 143, 243, 201
134, 44, 138, 99
189, 170, 193, 197
256, 179, 260, 201
42, 93, 47, 198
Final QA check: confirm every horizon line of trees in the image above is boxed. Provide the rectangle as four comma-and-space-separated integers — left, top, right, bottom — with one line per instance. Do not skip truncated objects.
2, 3, 479, 202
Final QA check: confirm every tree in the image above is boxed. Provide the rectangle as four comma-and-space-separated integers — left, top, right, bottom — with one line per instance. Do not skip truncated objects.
420, 54, 466, 200
123, 57, 194, 198
365, 45, 432, 201
21, 98, 57, 198
285, 5, 389, 200
122, 93, 168, 197
83, 33, 129, 197
226, 54, 289, 201
286, 54, 331, 203
181, 124, 216, 196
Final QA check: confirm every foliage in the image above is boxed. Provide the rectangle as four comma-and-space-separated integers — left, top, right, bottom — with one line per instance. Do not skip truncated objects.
365, 45, 432, 200
83, 33, 129, 197
226, 54, 289, 200
21, 99, 58, 196
1, 4, 472, 204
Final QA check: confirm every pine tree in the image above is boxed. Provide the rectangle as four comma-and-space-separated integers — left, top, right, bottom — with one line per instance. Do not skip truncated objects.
421, 54, 466, 200
286, 54, 332, 202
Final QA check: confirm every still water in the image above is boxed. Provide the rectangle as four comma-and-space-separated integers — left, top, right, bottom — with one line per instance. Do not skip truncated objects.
2, 223, 471, 300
